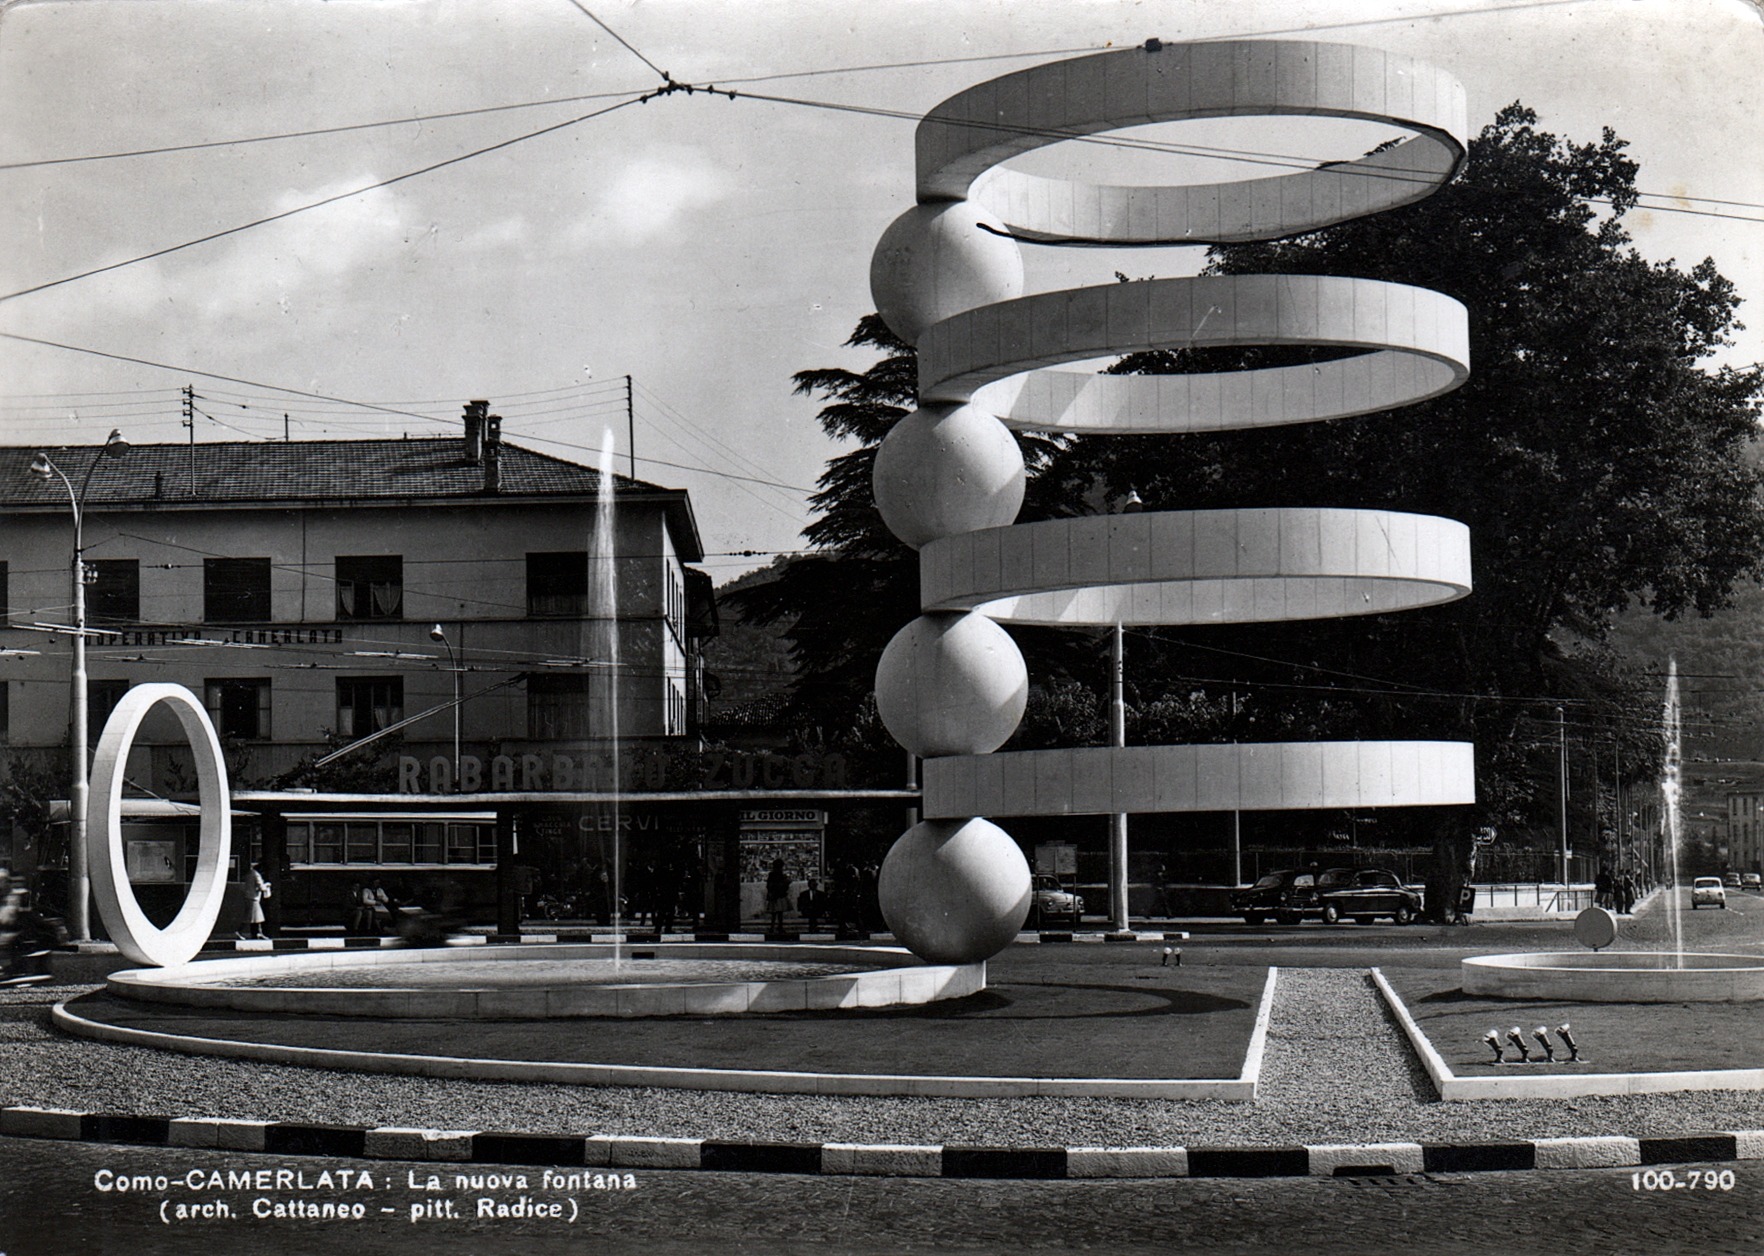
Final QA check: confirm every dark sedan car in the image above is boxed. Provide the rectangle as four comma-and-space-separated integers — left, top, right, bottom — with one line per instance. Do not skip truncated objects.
1231, 867, 1352, 925
1317, 868, 1422, 925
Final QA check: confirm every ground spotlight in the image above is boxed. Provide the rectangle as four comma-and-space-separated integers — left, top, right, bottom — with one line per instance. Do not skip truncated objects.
1532, 1025, 1555, 1062
1555, 1022, 1582, 1062
1506, 1026, 1531, 1063
1483, 1029, 1504, 1064
1160, 946, 1180, 967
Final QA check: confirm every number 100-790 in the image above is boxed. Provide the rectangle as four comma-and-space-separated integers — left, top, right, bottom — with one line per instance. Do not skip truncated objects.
1632, 1169, 1736, 1191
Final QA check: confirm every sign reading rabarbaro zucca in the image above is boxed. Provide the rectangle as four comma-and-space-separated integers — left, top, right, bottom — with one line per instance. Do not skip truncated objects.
397, 747, 853, 794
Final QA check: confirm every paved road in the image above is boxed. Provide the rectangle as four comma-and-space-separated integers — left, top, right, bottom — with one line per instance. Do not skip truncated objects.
1, 1137, 1758, 1255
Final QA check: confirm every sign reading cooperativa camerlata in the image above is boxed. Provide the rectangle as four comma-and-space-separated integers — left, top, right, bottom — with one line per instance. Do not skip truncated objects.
90, 1163, 637, 1226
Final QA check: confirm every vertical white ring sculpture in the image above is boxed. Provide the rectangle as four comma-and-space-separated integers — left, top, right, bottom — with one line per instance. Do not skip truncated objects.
88, 683, 232, 967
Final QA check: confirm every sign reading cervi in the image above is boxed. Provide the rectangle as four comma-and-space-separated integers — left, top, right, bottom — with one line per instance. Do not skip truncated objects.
397, 748, 856, 795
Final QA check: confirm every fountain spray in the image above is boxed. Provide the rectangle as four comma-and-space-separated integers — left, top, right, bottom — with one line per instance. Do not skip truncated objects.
1662, 658, 1684, 969
594, 428, 624, 967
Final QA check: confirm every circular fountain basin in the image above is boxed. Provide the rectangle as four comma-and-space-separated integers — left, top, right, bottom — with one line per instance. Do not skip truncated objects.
1462, 951, 1764, 1002
106, 943, 985, 1018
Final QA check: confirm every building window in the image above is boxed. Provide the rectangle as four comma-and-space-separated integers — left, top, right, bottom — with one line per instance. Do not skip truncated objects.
204, 557, 271, 623
204, 678, 271, 740
89, 679, 130, 740
336, 676, 403, 738
527, 551, 588, 617
86, 559, 141, 625
286, 816, 493, 866
335, 554, 402, 621
527, 674, 592, 739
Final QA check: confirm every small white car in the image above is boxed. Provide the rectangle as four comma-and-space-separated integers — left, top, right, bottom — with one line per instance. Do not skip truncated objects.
1691, 876, 1726, 909
1031, 874, 1084, 926
1744, 872, 1762, 892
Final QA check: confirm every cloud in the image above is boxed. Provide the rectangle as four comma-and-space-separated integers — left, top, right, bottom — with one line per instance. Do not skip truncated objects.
570, 145, 734, 247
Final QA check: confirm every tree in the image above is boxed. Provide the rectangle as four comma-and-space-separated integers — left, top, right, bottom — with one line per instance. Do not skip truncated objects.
1031, 105, 1764, 913
721, 315, 922, 745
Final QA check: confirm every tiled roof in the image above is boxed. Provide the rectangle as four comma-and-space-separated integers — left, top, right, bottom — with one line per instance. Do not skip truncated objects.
0, 437, 664, 507
0, 436, 705, 560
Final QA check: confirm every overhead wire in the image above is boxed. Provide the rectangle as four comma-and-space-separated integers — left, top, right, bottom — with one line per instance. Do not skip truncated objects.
0, 93, 652, 306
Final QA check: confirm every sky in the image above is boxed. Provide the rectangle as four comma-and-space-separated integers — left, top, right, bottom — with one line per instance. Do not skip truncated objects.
0, 0, 1759, 584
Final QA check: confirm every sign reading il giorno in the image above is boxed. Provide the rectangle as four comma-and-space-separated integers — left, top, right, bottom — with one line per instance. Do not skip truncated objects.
397, 748, 851, 795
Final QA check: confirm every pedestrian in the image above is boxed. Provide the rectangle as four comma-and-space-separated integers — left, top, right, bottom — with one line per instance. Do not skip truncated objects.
766, 858, 791, 934
1595, 866, 1613, 910
798, 878, 823, 930
370, 880, 393, 934
1619, 873, 1636, 915
837, 863, 862, 931
860, 862, 881, 931
239, 861, 271, 940
346, 881, 367, 933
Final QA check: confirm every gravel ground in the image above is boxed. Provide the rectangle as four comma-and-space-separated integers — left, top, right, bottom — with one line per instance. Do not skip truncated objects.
7, 965, 1764, 1150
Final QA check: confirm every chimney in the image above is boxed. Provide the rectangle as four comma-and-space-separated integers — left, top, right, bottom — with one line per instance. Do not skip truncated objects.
463, 399, 488, 463
484, 414, 501, 493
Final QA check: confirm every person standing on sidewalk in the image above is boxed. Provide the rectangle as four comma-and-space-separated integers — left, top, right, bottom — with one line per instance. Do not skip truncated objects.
240, 861, 271, 940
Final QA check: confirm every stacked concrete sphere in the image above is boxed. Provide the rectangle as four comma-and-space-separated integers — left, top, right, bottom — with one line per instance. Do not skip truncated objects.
867, 41, 1479, 964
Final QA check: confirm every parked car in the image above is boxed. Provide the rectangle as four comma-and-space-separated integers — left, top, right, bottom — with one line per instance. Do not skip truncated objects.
1744, 872, 1762, 892
1031, 874, 1083, 926
1692, 876, 1727, 909
1231, 868, 1351, 925
1317, 867, 1423, 925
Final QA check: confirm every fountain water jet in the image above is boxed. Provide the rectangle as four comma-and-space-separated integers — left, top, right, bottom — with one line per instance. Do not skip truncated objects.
593, 428, 622, 967
1661, 657, 1685, 966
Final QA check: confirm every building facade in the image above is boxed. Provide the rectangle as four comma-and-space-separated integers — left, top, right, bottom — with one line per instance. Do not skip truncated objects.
3, 418, 913, 934
3, 418, 708, 777
1727, 789, 1763, 876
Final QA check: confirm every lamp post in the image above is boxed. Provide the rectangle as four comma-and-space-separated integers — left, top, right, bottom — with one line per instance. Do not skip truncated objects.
1107, 490, 1143, 937
29, 429, 130, 942
1557, 705, 1570, 893
430, 624, 460, 791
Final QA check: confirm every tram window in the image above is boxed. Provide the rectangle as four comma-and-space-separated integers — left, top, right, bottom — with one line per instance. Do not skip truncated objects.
446, 824, 477, 863
312, 824, 343, 863
347, 822, 378, 863
287, 824, 311, 863
381, 822, 413, 863
477, 827, 497, 863
416, 823, 445, 863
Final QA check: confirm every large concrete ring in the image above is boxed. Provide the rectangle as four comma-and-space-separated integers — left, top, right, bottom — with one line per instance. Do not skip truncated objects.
919, 508, 1471, 626
916, 41, 1466, 245
921, 741, 1475, 819
88, 682, 232, 967
917, 274, 1469, 420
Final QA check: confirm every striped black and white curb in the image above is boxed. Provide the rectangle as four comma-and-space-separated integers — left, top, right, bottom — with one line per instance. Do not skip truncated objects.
200, 930, 1190, 953
5, 1107, 1761, 1178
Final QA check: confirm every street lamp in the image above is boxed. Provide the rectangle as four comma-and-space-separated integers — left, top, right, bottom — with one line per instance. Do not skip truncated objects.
29, 429, 130, 942
430, 624, 460, 791
1107, 490, 1144, 937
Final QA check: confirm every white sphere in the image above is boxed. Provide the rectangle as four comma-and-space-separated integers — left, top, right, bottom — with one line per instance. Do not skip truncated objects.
870, 202, 1025, 345
879, 817, 1031, 964
873, 403, 1025, 549
875, 612, 1026, 757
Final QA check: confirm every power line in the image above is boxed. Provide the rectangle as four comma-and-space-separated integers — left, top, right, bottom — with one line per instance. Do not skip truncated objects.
564, 1, 671, 84
0, 95, 650, 306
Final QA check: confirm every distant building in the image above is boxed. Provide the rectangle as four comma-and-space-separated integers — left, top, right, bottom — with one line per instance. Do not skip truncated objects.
2, 416, 710, 783
1727, 788, 1764, 874
1, 415, 910, 933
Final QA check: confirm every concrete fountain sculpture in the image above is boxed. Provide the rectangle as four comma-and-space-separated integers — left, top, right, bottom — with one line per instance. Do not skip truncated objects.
865, 39, 1479, 964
